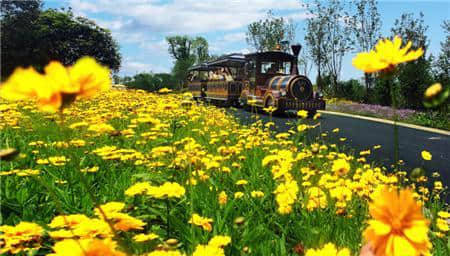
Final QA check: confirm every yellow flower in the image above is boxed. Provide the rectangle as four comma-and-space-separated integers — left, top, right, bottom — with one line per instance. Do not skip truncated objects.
0, 222, 44, 254
189, 213, 213, 232
62, 57, 111, 98
218, 191, 228, 205
0, 57, 110, 112
352, 36, 423, 73
424, 83, 442, 99
251, 190, 265, 198
305, 243, 350, 256
192, 244, 225, 256
297, 124, 308, 132
0, 67, 61, 112
125, 182, 153, 196
297, 110, 308, 118
48, 238, 125, 256
235, 179, 248, 185
133, 233, 159, 242
364, 186, 431, 256
433, 181, 443, 191
421, 150, 432, 161
208, 235, 231, 248
147, 250, 185, 256
436, 218, 449, 232
48, 214, 90, 229
234, 191, 244, 199
332, 158, 350, 176
158, 88, 172, 94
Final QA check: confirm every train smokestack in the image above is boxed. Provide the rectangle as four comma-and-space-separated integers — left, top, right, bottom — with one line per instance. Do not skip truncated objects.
291, 44, 301, 75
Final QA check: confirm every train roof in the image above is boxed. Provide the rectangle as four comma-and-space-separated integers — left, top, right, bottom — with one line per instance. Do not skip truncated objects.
245, 51, 295, 61
188, 63, 212, 71
207, 53, 246, 67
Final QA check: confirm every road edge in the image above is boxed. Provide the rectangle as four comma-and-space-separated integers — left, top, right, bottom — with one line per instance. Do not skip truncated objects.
318, 110, 450, 136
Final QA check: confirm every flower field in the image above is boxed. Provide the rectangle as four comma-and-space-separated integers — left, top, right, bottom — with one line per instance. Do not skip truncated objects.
0, 89, 448, 255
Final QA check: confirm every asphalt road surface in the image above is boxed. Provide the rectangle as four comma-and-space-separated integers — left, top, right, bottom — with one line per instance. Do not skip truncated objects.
230, 108, 450, 193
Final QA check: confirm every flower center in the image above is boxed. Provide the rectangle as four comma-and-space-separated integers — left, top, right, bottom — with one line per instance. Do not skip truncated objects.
391, 218, 403, 233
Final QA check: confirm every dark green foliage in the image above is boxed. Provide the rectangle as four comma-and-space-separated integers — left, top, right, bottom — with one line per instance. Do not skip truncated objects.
1, 2, 121, 79
391, 12, 434, 110
337, 79, 366, 102
434, 20, 450, 86
120, 73, 178, 91
166, 35, 210, 87
1, 0, 42, 78
246, 10, 295, 52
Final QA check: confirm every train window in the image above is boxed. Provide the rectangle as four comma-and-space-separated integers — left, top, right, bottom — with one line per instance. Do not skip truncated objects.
281, 62, 291, 75
261, 62, 277, 74
246, 60, 255, 76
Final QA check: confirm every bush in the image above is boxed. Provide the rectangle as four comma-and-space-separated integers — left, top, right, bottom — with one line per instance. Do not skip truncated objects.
336, 79, 365, 102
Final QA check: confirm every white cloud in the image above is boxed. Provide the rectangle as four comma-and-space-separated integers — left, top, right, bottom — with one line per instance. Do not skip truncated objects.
120, 59, 170, 75
70, 0, 308, 33
222, 32, 247, 43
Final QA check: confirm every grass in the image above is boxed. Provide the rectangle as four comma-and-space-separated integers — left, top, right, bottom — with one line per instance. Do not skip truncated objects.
0, 90, 448, 255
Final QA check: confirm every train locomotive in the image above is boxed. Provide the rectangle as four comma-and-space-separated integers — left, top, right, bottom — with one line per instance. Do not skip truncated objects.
187, 44, 325, 115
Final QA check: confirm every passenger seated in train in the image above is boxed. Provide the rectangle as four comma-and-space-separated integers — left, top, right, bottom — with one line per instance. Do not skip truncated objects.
223, 69, 234, 82
267, 64, 277, 74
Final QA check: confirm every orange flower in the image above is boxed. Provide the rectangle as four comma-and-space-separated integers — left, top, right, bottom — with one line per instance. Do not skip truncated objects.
364, 186, 431, 256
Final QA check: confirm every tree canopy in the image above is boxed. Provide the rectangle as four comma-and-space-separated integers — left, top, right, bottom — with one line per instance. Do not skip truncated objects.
246, 10, 295, 52
1, 0, 121, 79
166, 35, 210, 87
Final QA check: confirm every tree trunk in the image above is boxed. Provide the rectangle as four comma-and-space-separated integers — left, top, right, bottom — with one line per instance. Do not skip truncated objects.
364, 73, 371, 102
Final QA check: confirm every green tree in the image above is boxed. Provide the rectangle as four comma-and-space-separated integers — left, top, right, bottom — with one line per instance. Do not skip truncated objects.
246, 10, 295, 52
391, 12, 434, 109
305, 1, 352, 94
349, 0, 382, 100
1, 0, 42, 78
304, 2, 328, 91
435, 20, 450, 86
1, 3, 121, 79
166, 35, 209, 88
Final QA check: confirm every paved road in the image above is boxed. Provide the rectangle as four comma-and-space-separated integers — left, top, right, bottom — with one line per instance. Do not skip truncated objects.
231, 108, 450, 191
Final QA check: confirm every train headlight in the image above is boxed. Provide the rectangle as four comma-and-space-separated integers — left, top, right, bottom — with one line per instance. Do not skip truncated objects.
316, 92, 323, 99
281, 91, 286, 97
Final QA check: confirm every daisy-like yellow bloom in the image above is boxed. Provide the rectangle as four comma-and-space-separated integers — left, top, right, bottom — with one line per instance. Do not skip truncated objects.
133, 233, 159, 242
331, 158, 350, 176
364, 186, 432, 256
0, 57, 110, 112
189, 213, 213, 232
48, 238, 126, 256
192, 244, 225, 256
0, 222, 44, 254
297, 110, 308, 119
352, 36, 424, 73
305, 243, 350, 256
218, 191, 228, 205
424, 83, 442, 99
208, 235, 231, 248
147, 250, 185, 256
421, 150, 432, 161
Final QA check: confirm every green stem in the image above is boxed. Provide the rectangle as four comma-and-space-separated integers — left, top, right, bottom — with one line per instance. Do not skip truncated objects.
390, 81, 399, 170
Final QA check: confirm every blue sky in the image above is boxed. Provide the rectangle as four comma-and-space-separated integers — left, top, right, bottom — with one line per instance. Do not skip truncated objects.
43, 0, 449, 80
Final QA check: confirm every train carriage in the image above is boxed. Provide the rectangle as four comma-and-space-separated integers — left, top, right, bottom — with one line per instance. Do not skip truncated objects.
186, 44, 325, 115
240, 45, 325, 115
187, 63, 210, 100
